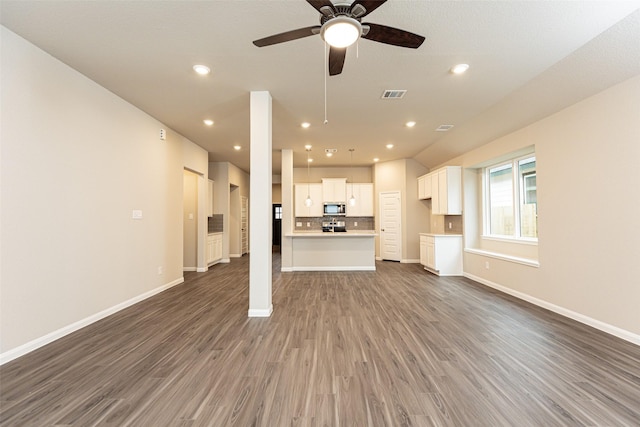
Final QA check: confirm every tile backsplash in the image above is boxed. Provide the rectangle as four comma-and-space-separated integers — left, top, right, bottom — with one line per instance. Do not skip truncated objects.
294, 217, 374, 231
208, 214, 223, 233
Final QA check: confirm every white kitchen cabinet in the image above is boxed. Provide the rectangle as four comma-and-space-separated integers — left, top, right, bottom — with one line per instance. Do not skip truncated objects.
431, 166, 461, 215
322, 178, 347, 202
346, 183, 374, 217
207, 232, 223, 265
207, 179, 214, 217
419, 233, 462, 276
295, 183, 323, 217
417, 174, 432, 200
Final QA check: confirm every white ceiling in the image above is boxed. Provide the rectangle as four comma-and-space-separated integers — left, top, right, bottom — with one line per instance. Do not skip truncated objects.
2, 1, 639, 173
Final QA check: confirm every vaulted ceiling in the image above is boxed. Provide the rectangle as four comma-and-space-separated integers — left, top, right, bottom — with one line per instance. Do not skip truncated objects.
2, 1, 639, 172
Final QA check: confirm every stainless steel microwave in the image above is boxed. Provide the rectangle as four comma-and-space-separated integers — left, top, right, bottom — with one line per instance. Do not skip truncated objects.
323, 202, 346, 216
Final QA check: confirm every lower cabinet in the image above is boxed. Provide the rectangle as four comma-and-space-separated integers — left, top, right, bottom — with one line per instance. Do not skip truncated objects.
207, 233, 223, 265
419, 234, 462, 276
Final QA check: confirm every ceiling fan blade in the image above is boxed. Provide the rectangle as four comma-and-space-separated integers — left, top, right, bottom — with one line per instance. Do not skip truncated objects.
253, 26, 321, 47
306, 0, 335, 14
361, 23, 425, 48
328, 46, 346, 76
350, 0, 387, 18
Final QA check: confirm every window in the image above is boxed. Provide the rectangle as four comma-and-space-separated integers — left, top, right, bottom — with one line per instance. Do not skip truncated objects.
274, 205, 282, 220
485, 155, 537, 240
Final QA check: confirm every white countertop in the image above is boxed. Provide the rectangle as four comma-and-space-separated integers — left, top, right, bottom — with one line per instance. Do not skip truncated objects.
286, 231, 377, 237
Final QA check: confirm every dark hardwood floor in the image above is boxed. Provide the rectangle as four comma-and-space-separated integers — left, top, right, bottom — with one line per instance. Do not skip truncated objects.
1, 255, 639, 426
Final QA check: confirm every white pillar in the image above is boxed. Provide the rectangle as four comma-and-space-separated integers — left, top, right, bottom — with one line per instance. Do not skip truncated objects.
281, 149, 294, 271
248, 91, 273, 317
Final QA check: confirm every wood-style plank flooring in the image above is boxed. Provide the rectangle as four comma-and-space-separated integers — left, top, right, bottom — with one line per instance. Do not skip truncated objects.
1, 255, 639, 426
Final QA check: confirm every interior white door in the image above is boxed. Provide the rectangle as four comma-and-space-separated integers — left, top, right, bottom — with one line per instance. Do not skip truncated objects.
241, 195, 248, 255
379, 191, 401, 261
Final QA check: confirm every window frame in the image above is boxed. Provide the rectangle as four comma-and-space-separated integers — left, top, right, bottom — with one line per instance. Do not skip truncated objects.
483, 154, 538, 243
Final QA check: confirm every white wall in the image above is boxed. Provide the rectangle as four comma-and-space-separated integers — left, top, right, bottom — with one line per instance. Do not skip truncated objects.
0, 27, 209, 361
453, 75, 640, 341
293, 166, 373, 183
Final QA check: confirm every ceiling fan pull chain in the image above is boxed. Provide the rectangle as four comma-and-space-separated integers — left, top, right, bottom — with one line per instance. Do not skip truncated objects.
324, 41, 328, 125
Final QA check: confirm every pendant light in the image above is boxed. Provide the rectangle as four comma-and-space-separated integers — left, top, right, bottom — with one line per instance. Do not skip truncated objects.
305, 147, 313, 207
349, 148, 356, 206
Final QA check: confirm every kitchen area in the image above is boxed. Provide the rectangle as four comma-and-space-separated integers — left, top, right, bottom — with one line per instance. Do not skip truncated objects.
287, 177, 377, 271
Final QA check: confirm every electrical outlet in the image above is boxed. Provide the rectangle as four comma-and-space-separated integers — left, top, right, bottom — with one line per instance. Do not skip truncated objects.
448, 222, 452, 229
296, 222, 302, 227
132, 210, 143, 219
485, 261, 490, 270
354, 221, 358, 227
158, 266, 163, 275
306, 222, 311, 227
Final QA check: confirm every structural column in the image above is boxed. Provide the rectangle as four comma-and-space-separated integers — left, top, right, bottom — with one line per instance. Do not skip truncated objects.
280, 149, 293, 271
248, 91, 273, 317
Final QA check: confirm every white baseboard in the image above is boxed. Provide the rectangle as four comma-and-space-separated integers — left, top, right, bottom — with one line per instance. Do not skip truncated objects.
0, 277, 185, 365
183, 267, 197, 272
281, 267, 293, 272
248, 305, 273, 317
196, 267, 207, 272
230, 253, 242, 258
401, 258, 420, 264
221, 258, 231, 263
464, 273, 640, 346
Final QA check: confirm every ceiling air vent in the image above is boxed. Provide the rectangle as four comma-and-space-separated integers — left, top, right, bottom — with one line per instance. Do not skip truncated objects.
381, 90, 407, 99
436, 124, 454, 132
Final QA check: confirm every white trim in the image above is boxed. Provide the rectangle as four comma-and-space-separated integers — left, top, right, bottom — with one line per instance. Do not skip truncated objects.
183, 267, 197, 272
464, 273, 640, 346
0, 277, 185, 365
481, 235, 538, 246
196, 267, 208, 272
401, 258, 420, 264
229, 253, 242, 258
465, 248, 539, 267
289, 266, 376, 272
281, 267, 294, 272
221, 258, 231, 263
248, 305, 273, 317
375, 256, 383, 261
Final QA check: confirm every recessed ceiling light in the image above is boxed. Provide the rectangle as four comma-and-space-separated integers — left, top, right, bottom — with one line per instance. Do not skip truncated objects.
305, 144, 312, 150
193, 64, 211, 75
326, 152, 333, 157
301, 122, 310, 128
386, 144, 394, 149
450, 63, 469, 75
203, 119, 214, 126
405, 121, 416, 128
233, 145, 241, 151
308, 158, 314, 163
373, 158, 380, 162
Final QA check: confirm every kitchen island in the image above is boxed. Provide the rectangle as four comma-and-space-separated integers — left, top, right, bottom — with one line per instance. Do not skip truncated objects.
284, 231, 377, 271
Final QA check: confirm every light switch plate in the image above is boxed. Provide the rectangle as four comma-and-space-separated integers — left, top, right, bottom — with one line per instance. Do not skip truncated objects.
132, 210, 143, 219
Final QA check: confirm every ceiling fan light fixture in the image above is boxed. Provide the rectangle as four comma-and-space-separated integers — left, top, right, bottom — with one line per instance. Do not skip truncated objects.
321, 16, 362, 48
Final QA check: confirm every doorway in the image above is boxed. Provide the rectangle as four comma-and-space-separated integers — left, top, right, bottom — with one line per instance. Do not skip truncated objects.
379, 191, 402, 261
183, 169, 199, 271
272, 204, 282, 253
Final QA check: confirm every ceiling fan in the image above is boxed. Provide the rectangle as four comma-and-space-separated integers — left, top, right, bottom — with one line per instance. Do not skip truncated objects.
252, 0, 425, 76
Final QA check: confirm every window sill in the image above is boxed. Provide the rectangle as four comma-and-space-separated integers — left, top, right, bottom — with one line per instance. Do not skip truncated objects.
481, 235, 538, 246
465, 248, 540, 268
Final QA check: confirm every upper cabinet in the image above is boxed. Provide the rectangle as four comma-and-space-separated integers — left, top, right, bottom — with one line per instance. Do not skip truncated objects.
295, 183, 323, 217
322, 178, 347, 203
418, 174, 432, 200
208, 179, 214, 217
346, 183, 374, 217
418, 166, 462, 215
